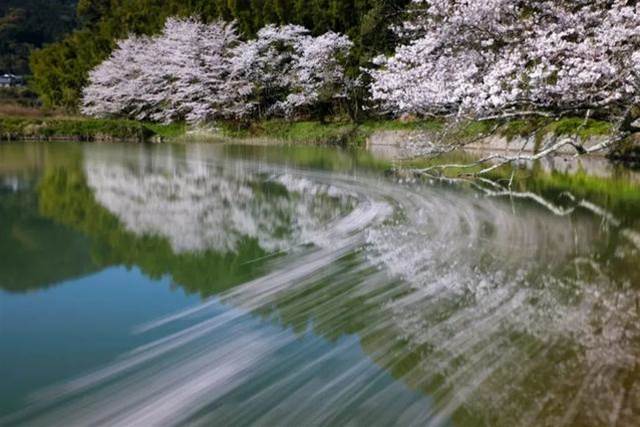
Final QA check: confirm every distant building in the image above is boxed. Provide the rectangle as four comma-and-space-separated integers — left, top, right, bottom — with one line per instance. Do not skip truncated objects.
0, 74, 25, 87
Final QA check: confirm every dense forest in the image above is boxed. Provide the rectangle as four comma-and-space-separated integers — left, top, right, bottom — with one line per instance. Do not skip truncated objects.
29, 0, 409, 110
0, 0, 77, 75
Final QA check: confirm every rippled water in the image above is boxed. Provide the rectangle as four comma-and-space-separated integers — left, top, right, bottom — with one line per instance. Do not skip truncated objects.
1, 142, 639, 426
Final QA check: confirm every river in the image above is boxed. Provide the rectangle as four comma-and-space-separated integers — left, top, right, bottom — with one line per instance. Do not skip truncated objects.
1, 141, 639, 426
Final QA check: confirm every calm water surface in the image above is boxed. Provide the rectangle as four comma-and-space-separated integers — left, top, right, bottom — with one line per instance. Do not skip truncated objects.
1, 142, 639, 426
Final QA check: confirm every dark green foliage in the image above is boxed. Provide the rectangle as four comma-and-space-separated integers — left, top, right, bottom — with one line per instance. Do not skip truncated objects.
0, 0, 77, 75
0, 86, 40, 108
30, 0, 411, 111
608, 134, 640, 168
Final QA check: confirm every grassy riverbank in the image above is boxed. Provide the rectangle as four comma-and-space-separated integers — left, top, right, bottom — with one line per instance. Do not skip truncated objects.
0, 115, 443, 144
0, 116, 183, 142
0, 114, 619, 144
1, 115, 637, 165
217, 119, 444, 146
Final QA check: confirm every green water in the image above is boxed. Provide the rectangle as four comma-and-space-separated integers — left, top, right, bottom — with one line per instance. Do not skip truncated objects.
1, 142, 639, 426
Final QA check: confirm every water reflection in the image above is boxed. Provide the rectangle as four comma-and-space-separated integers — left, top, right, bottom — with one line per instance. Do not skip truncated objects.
1, 142, 639, 426
0, 175, 100, 293
84, 144, 357, 254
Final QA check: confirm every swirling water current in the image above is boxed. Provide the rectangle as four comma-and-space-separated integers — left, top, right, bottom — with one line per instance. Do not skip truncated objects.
1, 142, 639, 426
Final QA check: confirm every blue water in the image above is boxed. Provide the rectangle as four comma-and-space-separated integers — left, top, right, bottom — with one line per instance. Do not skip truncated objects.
0, 266, 198, 414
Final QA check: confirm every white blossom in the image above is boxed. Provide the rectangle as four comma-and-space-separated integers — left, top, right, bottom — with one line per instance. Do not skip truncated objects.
83, 19, 353, 122
82, 35, 161, 120
370, 0, 640, 117
284, 31, 353, 116
83, 19, 250, 123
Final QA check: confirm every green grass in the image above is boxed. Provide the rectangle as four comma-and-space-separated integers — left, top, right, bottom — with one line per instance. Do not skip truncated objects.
547, 117, 612, 139
219, 120, 362, 145
260, 120, 361, 145
358, 118, 444, 133
0, 114, 621, 148
0, 117, 156, 141
218, 118, 444, 147
204, 116, 617, 147
499, 118, 549, 141
465, 116, 614, 144
453, 120, 499, 140
144, 122, 187, 139
0, 117, 190, 142
370, 116, 614, 148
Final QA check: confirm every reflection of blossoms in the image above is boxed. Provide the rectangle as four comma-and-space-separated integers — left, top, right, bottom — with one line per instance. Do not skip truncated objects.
365, 187, 640, 426
84, 147, 355, 254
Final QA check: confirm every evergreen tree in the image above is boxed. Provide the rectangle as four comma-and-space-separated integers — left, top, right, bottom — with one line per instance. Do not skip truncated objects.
0, 0, 77, 74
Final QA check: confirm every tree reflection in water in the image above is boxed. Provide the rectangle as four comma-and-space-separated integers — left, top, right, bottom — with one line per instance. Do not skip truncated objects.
3, 142, 639, 426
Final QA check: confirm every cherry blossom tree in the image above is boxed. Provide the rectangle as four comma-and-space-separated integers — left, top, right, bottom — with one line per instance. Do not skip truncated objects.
370, 0, 640, 121
81, 35, 160, 120
152, 18, 251, 123
232, 24, 309, 118
145, 17, 207, 123
82, 18, 250, 123
285, 31, 353, 119
233, 25, 353, 119
83, 19, 354, 122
